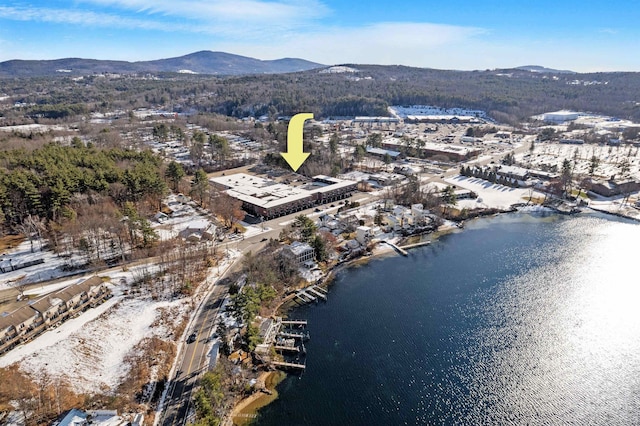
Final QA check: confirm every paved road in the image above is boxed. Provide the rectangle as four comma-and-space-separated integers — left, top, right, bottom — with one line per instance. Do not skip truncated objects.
160, 276, 229, 426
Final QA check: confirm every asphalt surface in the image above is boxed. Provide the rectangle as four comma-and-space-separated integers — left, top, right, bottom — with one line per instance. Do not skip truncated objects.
160, 279, 228, 426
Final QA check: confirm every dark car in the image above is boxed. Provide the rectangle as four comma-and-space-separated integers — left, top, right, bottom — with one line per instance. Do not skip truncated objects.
187, 332, 197, 343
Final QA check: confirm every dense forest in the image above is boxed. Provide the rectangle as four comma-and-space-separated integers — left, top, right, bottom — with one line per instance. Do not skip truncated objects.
0, 140, 165, 227
2, 66, 640, 125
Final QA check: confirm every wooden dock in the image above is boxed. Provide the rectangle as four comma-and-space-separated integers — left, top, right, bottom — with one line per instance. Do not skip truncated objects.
308, 287, 327, 300
313, 286, 328, 294
273, 361, 306, 370
278, 331, 309, 340
297, 290, 316, 301
382, 240, 408, 256
399, 241, 431, 250
274, 345, 300, 352
281, 320, 307, 326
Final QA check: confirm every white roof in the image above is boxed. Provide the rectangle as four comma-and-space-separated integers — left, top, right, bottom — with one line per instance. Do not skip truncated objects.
382, 138, 475, 156
211, 173, 312, 209
211, 173, 356, 209
288, 241, 314, 255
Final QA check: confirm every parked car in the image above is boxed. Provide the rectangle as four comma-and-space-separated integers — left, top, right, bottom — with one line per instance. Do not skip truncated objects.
187, 332, 197, 343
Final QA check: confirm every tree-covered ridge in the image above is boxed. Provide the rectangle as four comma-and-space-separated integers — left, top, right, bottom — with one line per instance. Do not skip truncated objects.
3, 66, 640, 126
0, 140, 166, 230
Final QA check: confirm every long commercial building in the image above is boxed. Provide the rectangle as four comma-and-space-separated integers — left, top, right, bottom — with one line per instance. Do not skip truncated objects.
380, 138, 482, 161
210, 173, 357, 219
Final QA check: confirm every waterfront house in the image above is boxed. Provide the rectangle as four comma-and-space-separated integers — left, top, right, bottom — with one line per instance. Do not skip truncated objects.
283, 242, 315, 265
355, 226, 373, 245
589, 179, 640, 197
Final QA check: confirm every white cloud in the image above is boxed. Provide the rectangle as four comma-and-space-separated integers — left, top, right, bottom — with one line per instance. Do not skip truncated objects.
78, 0, 329, 24
216, 22, 488, 68
0, 6, 184, 31
0, 1, 329, 39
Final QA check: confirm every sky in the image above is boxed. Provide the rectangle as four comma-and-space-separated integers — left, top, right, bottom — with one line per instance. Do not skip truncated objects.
0, 0, 639, 72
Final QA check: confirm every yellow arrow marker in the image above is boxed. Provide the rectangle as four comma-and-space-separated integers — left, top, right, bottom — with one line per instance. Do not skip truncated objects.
281, 112, 313, 172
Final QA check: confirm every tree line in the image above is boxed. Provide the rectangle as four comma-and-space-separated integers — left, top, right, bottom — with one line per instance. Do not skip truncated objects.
4, 66, 640, 127
0, 139, 166, 232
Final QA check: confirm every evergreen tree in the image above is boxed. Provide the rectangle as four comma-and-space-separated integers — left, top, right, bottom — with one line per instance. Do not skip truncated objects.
191, 168, 209, 206
165, 161, 185, 192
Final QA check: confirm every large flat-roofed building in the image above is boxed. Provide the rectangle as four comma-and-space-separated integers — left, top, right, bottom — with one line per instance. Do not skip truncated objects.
211, 173, 357, 219
381, 138, 481, 161
305, 175, 358, 204
535, 110, 581, 123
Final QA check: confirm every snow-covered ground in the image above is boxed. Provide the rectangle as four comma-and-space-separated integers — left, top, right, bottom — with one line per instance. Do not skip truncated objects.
2, 292, 187, 394
522, 142, 640, 178
0, 240, 89, 291
588, 198, 640, 220
0, 247, 241, 395
0, 260, 195, 395
445, 175, 539, 210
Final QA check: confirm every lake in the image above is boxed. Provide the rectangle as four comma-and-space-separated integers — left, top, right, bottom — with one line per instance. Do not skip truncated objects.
256, 211, 640, 425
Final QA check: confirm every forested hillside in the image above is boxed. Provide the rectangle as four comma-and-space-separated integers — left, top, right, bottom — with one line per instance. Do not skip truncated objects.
2, 66, 640, 124
0, 139, 166, 232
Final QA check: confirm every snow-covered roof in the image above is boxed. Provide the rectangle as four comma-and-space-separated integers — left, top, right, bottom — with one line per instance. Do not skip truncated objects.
287, 241, 314, 256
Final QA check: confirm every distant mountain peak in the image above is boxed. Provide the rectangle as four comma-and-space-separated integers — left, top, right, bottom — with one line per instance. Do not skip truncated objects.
515, 65, 575, 74
0, 51, 324, 77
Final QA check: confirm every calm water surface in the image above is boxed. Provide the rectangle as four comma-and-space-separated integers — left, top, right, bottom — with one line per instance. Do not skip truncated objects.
257, 212, 640, 425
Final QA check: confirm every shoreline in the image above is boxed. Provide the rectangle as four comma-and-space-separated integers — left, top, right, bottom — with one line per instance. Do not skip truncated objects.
224, 203, 634, 422
224, 222, 464, 422
224, 216, 500, 422
227, 370, 286, 426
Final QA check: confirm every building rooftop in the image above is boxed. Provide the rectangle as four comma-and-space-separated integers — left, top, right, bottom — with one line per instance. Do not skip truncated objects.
287, 241, 314, 256
382, 138, 477, 156
211, 173, 356, 209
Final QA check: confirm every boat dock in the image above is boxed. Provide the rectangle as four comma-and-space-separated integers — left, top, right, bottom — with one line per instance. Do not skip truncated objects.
281, 320, 307, 326
296, 286, 327, 304
278, 330, 310, 340
272, 361, 306, 370
308, 287, 327, 300
270, 318, 310, 372
399, 241, 431, 250
274, 345, 300, 353
296, 290, 316, 303
381, 240, 408, 256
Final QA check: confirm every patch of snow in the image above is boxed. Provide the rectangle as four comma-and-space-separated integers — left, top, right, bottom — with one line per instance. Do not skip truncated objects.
446, 175, 539, 210
0, 240, 89, 291
2, 292, 188, 394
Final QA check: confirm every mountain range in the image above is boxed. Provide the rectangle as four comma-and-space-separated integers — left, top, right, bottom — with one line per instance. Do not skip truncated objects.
0, 51, 324, 77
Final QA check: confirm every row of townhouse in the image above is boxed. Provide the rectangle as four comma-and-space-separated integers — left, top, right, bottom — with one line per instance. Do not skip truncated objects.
0, 276, 111, 356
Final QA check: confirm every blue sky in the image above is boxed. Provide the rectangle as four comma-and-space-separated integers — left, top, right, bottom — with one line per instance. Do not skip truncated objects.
0, 0, 638, 71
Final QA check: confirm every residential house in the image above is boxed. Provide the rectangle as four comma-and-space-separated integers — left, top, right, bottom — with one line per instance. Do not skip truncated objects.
389, 206, 413, 229
283, 242, 315, 265
56, 409, 125, 426
590, 179, 640, 197
338, 214, 360, 232
411, 204, 429, 224
0, 307, 40, 339
30, 296, 65, 326
355, 226, 373, 245
1, 277, 109, 356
